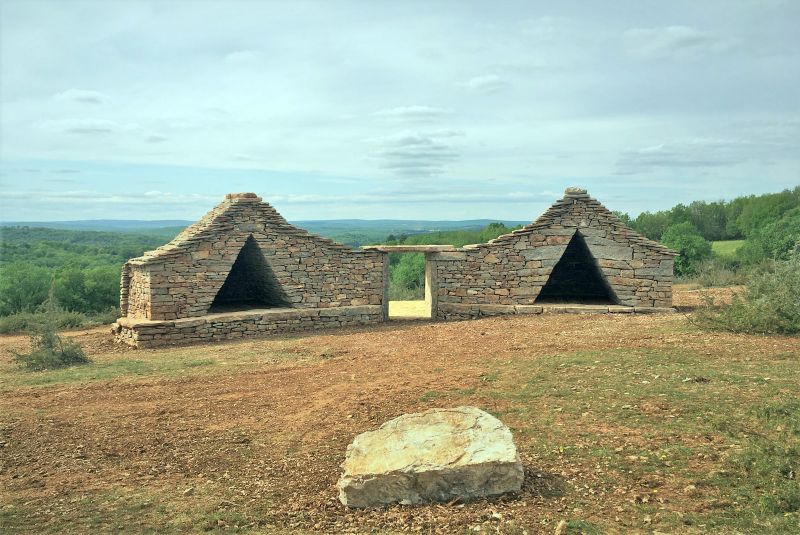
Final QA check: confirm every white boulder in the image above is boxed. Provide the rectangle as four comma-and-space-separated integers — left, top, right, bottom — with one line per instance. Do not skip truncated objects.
337, 406, 524, 508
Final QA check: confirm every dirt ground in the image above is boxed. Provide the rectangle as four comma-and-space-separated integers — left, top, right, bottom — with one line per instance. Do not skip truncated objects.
1, 286, 797, 534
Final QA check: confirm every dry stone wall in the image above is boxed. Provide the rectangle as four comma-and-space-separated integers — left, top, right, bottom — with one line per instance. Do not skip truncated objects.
429, 188, 676, 320
114, 188, 676, 348
121, 193, 385, 321
116, 193, 386, 347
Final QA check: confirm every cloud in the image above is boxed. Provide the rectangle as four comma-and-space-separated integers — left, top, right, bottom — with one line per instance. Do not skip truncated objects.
223, 49, 261, 64
40, 119, 137, 135
623, 25, 734, 60
54, 89, 110, 104
368, 130, 462, 176
373, 105, 453, 122
265, 190, 555, 205
464, 75, 509, 94
2, 189, 219, 205
616, 138, 754, 173
146, 133, 168, 143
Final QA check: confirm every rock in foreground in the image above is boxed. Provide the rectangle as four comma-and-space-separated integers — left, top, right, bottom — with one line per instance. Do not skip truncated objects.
337, 406, 524, 508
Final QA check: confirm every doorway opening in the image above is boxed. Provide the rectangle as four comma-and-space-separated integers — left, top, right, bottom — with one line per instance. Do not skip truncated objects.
535, 231, 619, 305
208, 235, 290, 313
387, 252, 433, 319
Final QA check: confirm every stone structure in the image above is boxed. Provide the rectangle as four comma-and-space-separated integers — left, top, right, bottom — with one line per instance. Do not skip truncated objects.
113, 188, 676, 347
114, 193, 386, 347
337, 407, 524, 508
427, 187, 677, 319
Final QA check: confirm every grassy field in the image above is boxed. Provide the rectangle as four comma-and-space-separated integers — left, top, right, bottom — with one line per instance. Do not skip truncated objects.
1, 286, 798, 534
712, 240, 745, 258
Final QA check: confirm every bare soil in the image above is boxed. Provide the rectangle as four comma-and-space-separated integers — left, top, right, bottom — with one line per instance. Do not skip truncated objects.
1, 285, 798, 534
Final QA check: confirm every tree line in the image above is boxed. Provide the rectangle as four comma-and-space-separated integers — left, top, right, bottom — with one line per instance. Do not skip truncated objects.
0, 187, 797, 321
620, 186, 799, 274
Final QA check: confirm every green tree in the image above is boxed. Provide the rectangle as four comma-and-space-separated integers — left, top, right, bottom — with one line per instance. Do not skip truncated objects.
0, 262, 51, 315
633, 211, 671, 241
84, 266, 121, 312
392, 253, 426, 291
737, 207, 800, 263
54, 267, 89, 312
661, 222, 713, 276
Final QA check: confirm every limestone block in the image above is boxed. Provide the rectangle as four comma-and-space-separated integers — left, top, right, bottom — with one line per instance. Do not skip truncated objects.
337, 407, 524, 508
521, 245, 568, 260
588, 245, 633, 261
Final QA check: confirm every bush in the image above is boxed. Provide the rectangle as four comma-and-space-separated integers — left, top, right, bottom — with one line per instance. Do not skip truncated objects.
0, 309, 86, 334
661, 222, 713, 276
696, 254, 800, 334
11, 290, 90, 371
690, 257, 748, 288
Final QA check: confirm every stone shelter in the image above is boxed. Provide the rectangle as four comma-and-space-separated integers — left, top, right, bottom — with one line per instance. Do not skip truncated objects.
114, 188, 676, 347
114, 193, 386, 347
424, 187, 677, 320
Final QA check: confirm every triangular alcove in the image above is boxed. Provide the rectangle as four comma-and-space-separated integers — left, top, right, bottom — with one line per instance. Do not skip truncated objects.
208, 235, 290, 313
535, 231, 619, 305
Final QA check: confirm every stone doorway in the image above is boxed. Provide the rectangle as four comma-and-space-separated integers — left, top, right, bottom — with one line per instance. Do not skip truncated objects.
535, 231, 619, 305
361, 245, 455, 320
208, 235, 290, 313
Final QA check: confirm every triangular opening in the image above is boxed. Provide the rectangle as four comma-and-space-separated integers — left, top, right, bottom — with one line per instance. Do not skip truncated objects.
208, 235, 290, 313
535, 231, 619, 305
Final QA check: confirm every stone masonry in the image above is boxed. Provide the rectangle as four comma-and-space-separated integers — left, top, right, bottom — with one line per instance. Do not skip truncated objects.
427, 188, 677, 319
114, 193, 386, 347
114, 188, 676, 348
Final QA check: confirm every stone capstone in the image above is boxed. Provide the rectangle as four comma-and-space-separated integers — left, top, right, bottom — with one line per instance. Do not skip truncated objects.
337, 406, 524, 508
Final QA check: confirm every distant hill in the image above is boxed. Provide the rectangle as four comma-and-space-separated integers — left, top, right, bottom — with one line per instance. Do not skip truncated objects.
1, 220, 194, 232
2, 218, 529, 247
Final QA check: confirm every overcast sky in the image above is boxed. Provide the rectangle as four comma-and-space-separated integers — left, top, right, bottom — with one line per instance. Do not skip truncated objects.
1, 0, 798, 222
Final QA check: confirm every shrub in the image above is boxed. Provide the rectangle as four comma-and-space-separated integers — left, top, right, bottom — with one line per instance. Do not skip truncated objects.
691, 257, 748, 288
661, 222, 713, 276
11, 289, 90, 371
696, 254, 800, 334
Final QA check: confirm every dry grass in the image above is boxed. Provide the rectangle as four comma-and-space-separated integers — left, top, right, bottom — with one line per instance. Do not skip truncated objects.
1, 286, 798, 534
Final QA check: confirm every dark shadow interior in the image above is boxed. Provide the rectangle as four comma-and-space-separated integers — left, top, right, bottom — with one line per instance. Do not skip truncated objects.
208, 235, 290, 313
535, 231, 619, 305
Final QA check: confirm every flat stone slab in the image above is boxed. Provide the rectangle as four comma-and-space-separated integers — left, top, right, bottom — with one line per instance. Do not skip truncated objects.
337, 406, 524, 508
361, 245, 457, 253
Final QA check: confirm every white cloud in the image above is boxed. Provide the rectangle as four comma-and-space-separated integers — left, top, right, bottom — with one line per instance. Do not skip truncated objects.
373, 105, 453, 122
464, 75, 509, 94
223, 49, 262, 64
54, 88, 110, 104
616, 138, 759, 173
623, 25, 735, 60
39, 118, 136, 135
146, 133, 168, 143
368, 130, 462, 176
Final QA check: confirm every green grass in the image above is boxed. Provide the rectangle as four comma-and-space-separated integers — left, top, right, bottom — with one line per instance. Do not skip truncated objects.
475, 347, 800, 533
712, 240, 745, 258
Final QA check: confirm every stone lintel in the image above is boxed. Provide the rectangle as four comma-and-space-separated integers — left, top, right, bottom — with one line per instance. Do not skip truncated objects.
361, 245, 457, 253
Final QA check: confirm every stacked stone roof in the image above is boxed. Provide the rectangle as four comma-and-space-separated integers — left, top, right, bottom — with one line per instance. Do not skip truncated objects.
128, 192, 356, 265
473, 187, 678, 256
